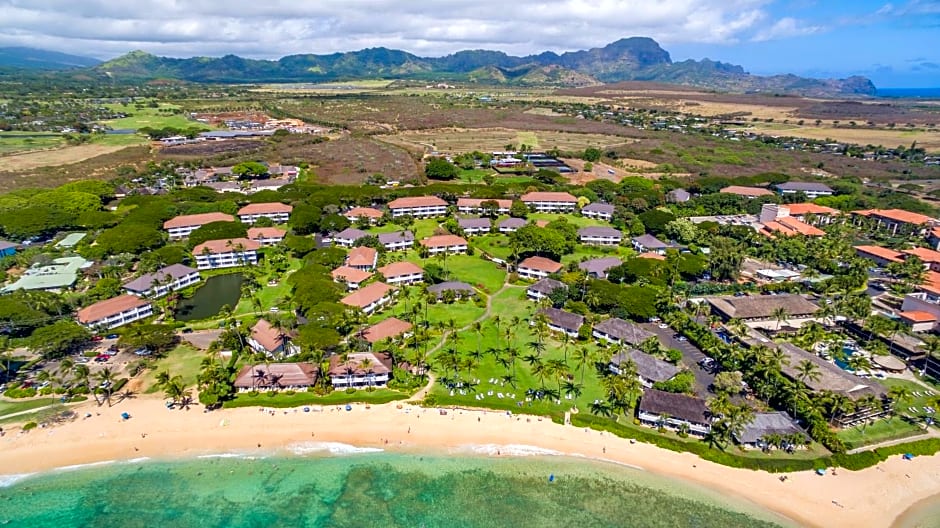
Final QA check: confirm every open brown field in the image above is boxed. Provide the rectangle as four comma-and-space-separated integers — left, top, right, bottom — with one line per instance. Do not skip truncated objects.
300, 136, 420, 184
0, 144, 137, 172
735, 123, 940, 152
0, 146, 152, 193
377, 127, 636, 155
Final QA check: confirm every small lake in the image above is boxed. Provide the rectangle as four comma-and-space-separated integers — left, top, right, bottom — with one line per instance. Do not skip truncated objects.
175, 273, 243, 322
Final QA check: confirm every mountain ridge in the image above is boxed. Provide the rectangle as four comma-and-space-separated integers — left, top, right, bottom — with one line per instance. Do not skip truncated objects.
0, 47, 100, 70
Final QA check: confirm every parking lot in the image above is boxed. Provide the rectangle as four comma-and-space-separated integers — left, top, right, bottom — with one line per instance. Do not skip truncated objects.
640, 323, 716, 399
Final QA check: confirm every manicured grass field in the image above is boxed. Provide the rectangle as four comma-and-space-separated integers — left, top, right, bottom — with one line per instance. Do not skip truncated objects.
473, 235, 513, 261
0, 398, 58, 417
528, 212, 609, 228
456, 168, 495, 184
837, 417, 926, 450
100, 102, 207, 131
140, 344, 206, 394
369, 219, 441, 240
377, 288, 485, 329
0, 132, 65, 155
223, 388, 410, 408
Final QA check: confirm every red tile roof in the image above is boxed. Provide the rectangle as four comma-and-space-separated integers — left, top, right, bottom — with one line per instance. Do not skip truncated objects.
346, 207, 383, 219
903, 247, 940, 264
234, 363, 318, 389
765, 217, 826, 237
77, 295, 150, 324
163, 212, 235, 229
192, 238, 261, 255
237, 202, 293, 215
456, 198, 512, 209
900, 311, 937, 323
520, 191, 578, 203
331, 266, 373, 284
378, 261, 423, 278
854, 209, 935, 225
637, 252, 666, 260
719, 185, 774, 197
250, 318, 291, 353
786, 203, 839, 216
518, 256, 563, 273
328, 352, 392, 376
854, 245, 904, 263
419, 234, 468, 248
346, 246, 377, 268
341, 282, 394, 309
247, 227, 286, 240
362, 317, 413, 343
387, 196, 447, 209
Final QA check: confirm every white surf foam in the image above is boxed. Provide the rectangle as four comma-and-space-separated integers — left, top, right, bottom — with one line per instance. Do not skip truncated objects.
196, 452, 261, 460
458, 444, 564, 457
286, 442, 384, 456
0, 473, 36, 487
55, 460, 116, 472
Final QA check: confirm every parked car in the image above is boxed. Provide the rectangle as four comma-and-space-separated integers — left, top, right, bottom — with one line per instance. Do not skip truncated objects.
134, 348, 152, 356
105, 334, 119, 339
91, 335, 104, 342
94, 355, 110, 362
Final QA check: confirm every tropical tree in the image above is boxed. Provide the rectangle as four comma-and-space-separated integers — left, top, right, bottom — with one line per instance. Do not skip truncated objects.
95, 368, 118, 407
795, 359, 821, 385
771, 306, 789, 331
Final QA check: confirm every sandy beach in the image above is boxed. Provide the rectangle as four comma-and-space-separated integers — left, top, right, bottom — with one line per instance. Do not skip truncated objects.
1, 397, 938, 528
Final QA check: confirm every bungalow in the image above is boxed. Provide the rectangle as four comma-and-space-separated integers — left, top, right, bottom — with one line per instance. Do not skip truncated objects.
853, 209, 937, 235
233, 363, 318, 392
774, 181, 834, 198
516, 256, 563, 280
854, 245, 904, 267
428, 281, 475, 300
458, 217, 491, 236
247, 226, 286, 246
456, 198, 511, 215
346, 246, 378, 271
237, 202, 292, 224
420, 235, 468, 255
898, 309, 937, 332
247, 318, 299, 357
593, 318, 655, 346
637, 388, 712, 437
498, 217, 527, 233
122, 264, 201, 298
785, 203, 839, 225
536, 307, 583, 337
192, 238, 260, 270
331, 266, 373, 289
735, 412, 807, 449
706, 294, 820, 330
719, 185, 774, 199
268, 164, 300, 179
163, 212, 235, 239
666, 188, 691, 203
341, 281, 395, 314
579, 257, 622, 279
77, 295, 153, 330
609, 349, 679, 388
760, 217, 825, 238
204, 181, 244, 194
578, 226, 623, 246
361, 317, 413, 344
378, 261, 424, 285
332, 228, 369, 248
387, 196, 448, 218
0, 240, 16, 258
247, 179, 287, 193
345, 207, 384, 224
520, 191, 578, 212
328, 352, 393, 388
526, 278, 567, 301
632, 234, 672, 254
580, 202, 615, 221
377, 231, 415, 251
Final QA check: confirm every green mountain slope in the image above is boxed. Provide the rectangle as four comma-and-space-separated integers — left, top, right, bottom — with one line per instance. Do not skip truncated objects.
0, 47, 100, 69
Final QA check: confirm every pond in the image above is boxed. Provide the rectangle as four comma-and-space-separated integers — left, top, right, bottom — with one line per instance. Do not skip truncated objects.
175, 273, 244, 322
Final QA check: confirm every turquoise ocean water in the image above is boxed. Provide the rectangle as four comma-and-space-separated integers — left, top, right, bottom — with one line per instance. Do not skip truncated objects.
1, 451, 796, 528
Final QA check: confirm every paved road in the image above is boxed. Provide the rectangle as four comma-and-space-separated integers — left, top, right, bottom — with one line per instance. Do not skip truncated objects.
640, 322, 716, 399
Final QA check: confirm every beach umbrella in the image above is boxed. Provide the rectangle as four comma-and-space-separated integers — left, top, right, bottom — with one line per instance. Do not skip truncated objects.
903, 453, 914, 460
345, 404, 352, 411
121, 412, 130, 420
816, 468, 826, 475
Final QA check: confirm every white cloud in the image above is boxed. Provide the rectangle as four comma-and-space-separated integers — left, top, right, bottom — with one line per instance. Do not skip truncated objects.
751, 17, 823, 41
0, 0, 774, 59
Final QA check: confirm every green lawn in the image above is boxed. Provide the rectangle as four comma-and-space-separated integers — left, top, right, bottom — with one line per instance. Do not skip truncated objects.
377, 287, 485, 329
368, 218, 441, 240
563, 245, 635, 265
528, 213, 609, 228
456, 168, 495, 184
0, 398, 57, 417
474, 235, 514, 261
100, 102, 209, 131
440, 254, 506, 293
223, 388, 410, 408
0, 132, 65, 154
837, 417, 926, 450
140, 344, 206, 394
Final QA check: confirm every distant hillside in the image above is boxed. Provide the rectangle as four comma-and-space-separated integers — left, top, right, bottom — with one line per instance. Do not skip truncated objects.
90, 37, 874, 96
0, 47, 100, 69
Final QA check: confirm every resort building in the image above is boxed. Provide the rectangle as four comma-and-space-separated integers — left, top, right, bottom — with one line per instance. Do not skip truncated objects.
456, 198, 511, 215
536, 307, 584, 337
666, 188, 691, 203
578, 257, 622, 279
580, 202, 615, 221
420, 235, 468, 255
233, 363, 318, 392
340, 282, 395, 314
328, 352, 393, 389
928, 227, 940, 251
0, 240, 16, 258
719, 185, 774, 199
77, 295, 154, 330
774, 182, 834, 198
516, 256, 563, 280
457, 218, 492, 236
526, 278, 567, 301
593, 318, 655, 347
578, 226, 623, 246
705, 294, 820, 330
759, 204, 829, 236
237, 202, 293, 224
345, 207, 384, 224
247, 318, 300, 358
735, 412, 808, 450
428, 281, 475, 300
247, 227, 286, 246
632, 234, 672, 254
332, 228, 369, 248
853, 209, 937, 235
785, 203, 839, 225
192, 238, 260, 270
1, 256, 92, 293
377, 231, 415, 251
55, 232, 87, 249
331, 266, 373, 289
122, 264, 201, 298
854, 245, 904, 267
346, 246, 378, 271
361, 317, 413, 345
903, 247, 940, 272
498, 217, 527, 233
637, 389, 712, 437
760, 216, 825, 238
387, 196, 448, 218
163, 212, 235, 239
378, 261, 424, 285
520, 191, 578, 212
609, 349, 679, 388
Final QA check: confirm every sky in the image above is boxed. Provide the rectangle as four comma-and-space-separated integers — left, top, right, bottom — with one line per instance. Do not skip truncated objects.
0, 0, 937, 87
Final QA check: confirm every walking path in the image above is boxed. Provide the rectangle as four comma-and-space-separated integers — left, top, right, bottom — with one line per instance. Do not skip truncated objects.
846, 426, 940, 454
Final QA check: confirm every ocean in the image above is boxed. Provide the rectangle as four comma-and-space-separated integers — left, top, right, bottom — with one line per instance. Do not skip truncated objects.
876, 88, 940, 99
0, 449, 795, 528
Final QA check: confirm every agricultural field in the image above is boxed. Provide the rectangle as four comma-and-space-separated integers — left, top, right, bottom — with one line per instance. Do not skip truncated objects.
378, 127, 636, 155
737, 123, 940, 152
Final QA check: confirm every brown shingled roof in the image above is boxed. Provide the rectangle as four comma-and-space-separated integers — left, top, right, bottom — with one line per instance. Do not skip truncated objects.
77, 295, 150, 324
387, 196, 447, 209
362, 317, 413, 343
346, 246, 378, 268
378, 261, 423, 278
518, 256, 562, 273
341, 282, 394, 309
192, 238, 261, 255
720, 185, 774, 197
346, 207, 384, 219
163, 212, 235, 229
237, 202, 293, 215
420, 234, 468, 248
331, 266, 373, 284
521, 191, 577, 202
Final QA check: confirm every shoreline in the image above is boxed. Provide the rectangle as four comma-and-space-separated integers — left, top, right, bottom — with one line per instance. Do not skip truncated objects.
1, 397, 938, 528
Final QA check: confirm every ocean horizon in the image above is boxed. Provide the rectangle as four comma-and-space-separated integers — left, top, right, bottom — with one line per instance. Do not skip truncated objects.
876, 88, 940, 98
1, 448, 797, 528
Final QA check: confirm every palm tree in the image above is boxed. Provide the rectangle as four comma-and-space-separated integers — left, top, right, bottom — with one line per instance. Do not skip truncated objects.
589, 399, 612, 417
771, 306, 789, 331
359, 357, 375, 388
887, 385, 913, 419
546, 358, 569, 396
795, 359, 821, 386
472, 321, 484, 360
96, 368, 118, 407
572, 346, 592, 386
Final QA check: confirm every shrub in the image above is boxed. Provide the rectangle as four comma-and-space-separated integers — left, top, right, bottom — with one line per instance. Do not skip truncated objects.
345, 387, 357, 394
22, 422, 38, 431
4, 387, 37, 398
